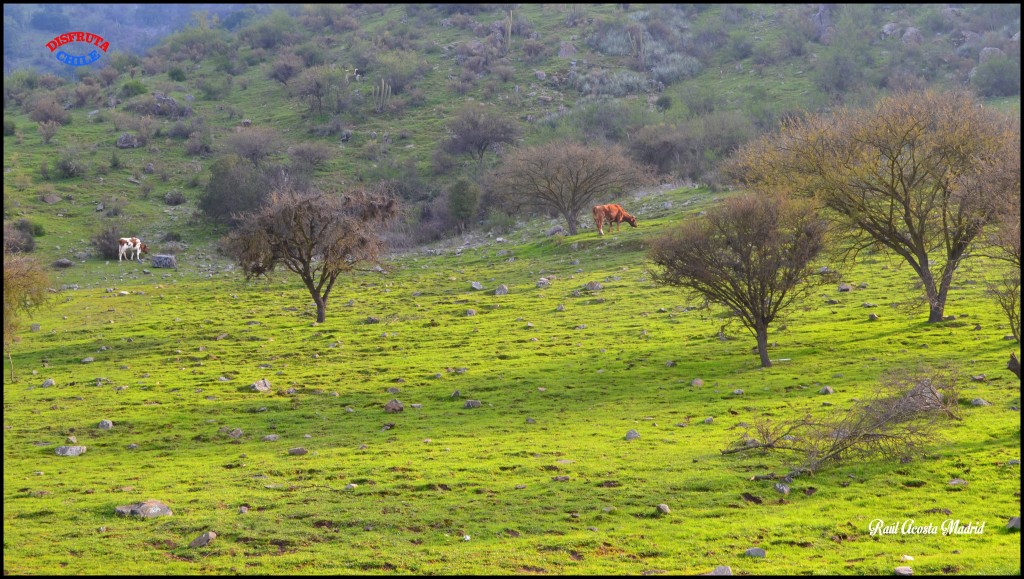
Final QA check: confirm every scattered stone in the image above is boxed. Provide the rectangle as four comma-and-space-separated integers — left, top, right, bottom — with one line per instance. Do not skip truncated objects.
655, 503, 671, 515
744, 547, 766, 558
704, 566, 733, 576
189, 531, 216, 548
1007, 517, 1020, 530
868, 313, 880, 321
970, 374, 986, 382
464, 399, 482, 409
115, 500, 172, 518
288, 447, 308, 455
901, 555, 914, 562
732, 389, 744, 396
384, 399, 404, 413
451, 390, 461, 398
625, 429, 640, 441
820, 386, 834, 395
345, 483, 358, 490
838, 283, 852, 292
691, 378, 704, 387
948, 478, 968, 486
81, 357, 95, 363
41, 378, 55, 388
261, 434, 279, 442
526, 418, 536, 424
584, 281, 603, 291
515, 484, 527, 490
98, 419, 113, 430
970, 398, 991, 407
495, 284, 510, 295
239, 506, 249, 514
250, 378, 272, 392
470, 281, 484, 290
894, 566, 913, 576
55, 445, 87, 456
552, 476, 569, 482
466, 309, 476, 316
704, 417, 714, 424
150, 255, 177, 269
774, 483, 790, 495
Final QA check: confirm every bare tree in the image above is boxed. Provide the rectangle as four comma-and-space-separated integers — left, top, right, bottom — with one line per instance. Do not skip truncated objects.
490, 140, 650, 235
729, 90, 1018, 323
443, 103, 520, 164
649, 194, 826, 367
225, 127, 284, 169
223, 186, 398, 323
3, 249, 50, 382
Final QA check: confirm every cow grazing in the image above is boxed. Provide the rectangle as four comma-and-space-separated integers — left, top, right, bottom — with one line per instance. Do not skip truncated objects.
118, 237, 148, 262
592, 204, 638, 236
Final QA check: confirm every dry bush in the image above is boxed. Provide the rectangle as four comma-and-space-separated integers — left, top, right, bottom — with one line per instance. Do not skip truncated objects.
722, 367, 962, 474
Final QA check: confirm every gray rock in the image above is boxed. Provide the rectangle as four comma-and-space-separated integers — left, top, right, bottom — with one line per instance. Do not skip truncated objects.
189, 531, 216, 548
466, 309, 476, 316
868, 313, 880, 321
895, 566, 913, 576
704, 566, 733, 576
625, 429, 640, 441
774, 483, 790, 495
228, 428, 243, 439
1007, 516, 1020, 530
115, 500, 173, 518
494, 284, 509, 295
970, 398, 991, 407
55, 445, 87, 456
585, 281, 603, 291
464, 399, 482, 409
655, 503, 670, 514
41, 378, 55, 388
250, 378, 272, 392
948, 478, 967, 486
384, 399, 404, 413
820, 386, 834, 395
288, 447, 308, 455
261, 435, 279, 442
744, 547, 766, 558
691, 378, 704, 387
150, 254, 177, 269
98, 419, 114, 429
470, 281, 484, 290
116, 133, 142, 149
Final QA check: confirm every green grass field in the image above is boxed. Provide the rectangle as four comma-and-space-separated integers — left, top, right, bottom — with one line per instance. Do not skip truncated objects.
3, 185, 1020, 575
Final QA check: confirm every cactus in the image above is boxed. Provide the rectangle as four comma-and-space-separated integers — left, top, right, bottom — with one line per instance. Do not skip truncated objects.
372, 78, 391, 114
504, 10, 513, 54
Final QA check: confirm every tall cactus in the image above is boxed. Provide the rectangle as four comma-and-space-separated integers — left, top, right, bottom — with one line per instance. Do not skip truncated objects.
372, 78, 391, 114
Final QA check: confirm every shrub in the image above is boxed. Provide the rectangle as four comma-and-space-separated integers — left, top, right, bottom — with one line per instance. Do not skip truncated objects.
972, 56, 1020, 97
120, 80, 148, 98
164, 190, 187, 206
168, 66, 186, 82
162, 231, 183, 242
199, 155, 271, 225
28, 97, 70, 124
3, 223, 35, 253
90, 226, 123, 259
3, 118, 14, 136
15, 219, 45, 238
56, 147, 87, 178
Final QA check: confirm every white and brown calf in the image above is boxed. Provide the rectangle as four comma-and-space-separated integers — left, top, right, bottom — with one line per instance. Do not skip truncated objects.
118, 237, 148, 262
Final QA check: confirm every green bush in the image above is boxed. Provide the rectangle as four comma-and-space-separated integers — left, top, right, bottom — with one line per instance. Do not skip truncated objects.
3, 118, 14, 136
168, 66, 186, 82
120, 80, 148, 98
972, 56, 1020, 97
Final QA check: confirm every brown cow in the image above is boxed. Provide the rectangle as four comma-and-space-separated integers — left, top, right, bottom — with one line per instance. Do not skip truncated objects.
592, 204, 637, 236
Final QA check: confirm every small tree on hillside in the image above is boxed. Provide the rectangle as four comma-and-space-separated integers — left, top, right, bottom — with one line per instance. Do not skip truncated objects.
199, 155, 272, 226
649, 194, 827, 368
490, 140, 650, 235
3, 249, 50, 381
443, 103, 520, 165
447, 178, 480, 233
223, 186, 398, 323
729, 90, 1018, 323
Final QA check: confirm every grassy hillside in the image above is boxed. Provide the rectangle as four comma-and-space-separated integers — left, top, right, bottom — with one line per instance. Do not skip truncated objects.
3, 4, 1021, 575
3, 185, 1021, 574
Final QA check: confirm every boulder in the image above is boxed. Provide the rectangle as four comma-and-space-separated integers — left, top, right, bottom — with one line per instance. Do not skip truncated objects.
150, 254, 177, 269
116, 133, 142, 149
115, 500, 173, 518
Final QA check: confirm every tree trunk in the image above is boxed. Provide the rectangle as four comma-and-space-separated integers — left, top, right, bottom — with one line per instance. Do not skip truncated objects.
920, 268, 946, 323
1009, 353, 1021, 380
313, 295, 327, 323
755, 325, 772, 368
565, 214, 578, 236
